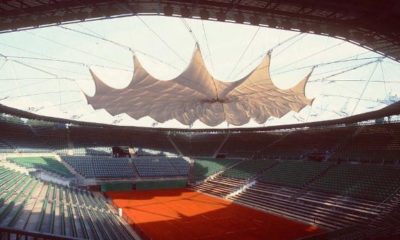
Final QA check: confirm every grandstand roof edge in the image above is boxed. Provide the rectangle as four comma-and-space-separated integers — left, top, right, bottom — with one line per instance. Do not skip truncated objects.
0, 102, 399, 133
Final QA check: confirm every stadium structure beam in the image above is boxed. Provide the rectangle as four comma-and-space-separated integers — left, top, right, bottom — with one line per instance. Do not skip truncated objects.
1, 101, 400, 134
0, 1, 400, 61
0, 101, 399, 155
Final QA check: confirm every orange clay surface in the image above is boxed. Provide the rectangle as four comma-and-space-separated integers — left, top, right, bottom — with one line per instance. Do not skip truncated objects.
106, 189, 322, 240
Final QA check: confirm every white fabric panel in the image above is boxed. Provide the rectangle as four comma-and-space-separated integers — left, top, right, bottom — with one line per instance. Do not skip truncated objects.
84, 47, 314, 126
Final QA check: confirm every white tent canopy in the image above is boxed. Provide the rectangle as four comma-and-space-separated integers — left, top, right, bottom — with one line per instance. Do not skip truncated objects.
85, 46, 314, 126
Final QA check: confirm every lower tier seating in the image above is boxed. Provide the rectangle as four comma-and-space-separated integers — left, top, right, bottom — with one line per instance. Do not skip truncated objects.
63, 156, 189, 179
63, 156, 136, 179
167, 157, 190, 175
229, 181, 384, 229
0, 166, 135, 239
304, 195, 400, 239
132, 157, 184, 177
193, 160, 400, 230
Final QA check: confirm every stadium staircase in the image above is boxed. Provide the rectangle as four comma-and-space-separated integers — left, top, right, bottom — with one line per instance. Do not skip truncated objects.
226, 180, 256, 199
191, 159, 246, 196
225, 160, 280, 199
193, 159, 277, 198
193, 175, 248, 198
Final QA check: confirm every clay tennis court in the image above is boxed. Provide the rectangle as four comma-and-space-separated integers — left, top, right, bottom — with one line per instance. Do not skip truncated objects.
106, 189, 322, 240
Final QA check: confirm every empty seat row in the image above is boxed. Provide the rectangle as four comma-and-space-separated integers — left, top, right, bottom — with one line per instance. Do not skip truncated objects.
167, 157, 190, 175
63, 156, 135, 179
309, 164, 400, 202
193, 160, 400, 230
0, 166, 135, 239
132, 157, 182, 177
63, 156, 189, 179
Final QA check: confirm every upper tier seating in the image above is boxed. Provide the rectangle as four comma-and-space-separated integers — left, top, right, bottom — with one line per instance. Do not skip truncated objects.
333, 124, 400, 163
85, 147, 112, 156
63, 156, 135, 179
29, 122, 69, 151
222, 159, 276, 179
0, 117, 52, 152
258, 160, 332, 188
170, 133, 227, 157
135, 148, 165, 157
7, 156, 74, 178
63, 156, 95, 178
0, 140, 13, 153
263, 126, 356, 160
68, 125, 176, 154
220, 132, 283, 158
0, 166, 135, 239
193, 158, 241, 181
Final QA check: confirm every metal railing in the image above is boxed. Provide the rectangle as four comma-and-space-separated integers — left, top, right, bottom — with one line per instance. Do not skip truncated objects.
0, 226, 82, 240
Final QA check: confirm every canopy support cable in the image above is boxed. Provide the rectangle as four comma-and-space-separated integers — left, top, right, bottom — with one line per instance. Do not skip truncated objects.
269, 32, 304, 53
58, 26, 182, 72
351, 61, 379, 115
137, 16, 186, 63
200, 20, 220, 101
227, 27, 260, 80
26, 32, 131, 68
273, 34, 307, 57
379, 60, 388, 97
278, 56, 382, 77
181, 19, 199, 44
233, 32, 304, 79
274, 41, 345, 72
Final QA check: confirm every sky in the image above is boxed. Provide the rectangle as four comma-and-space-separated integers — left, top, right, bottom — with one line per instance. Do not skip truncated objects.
0, 16, 399, 128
